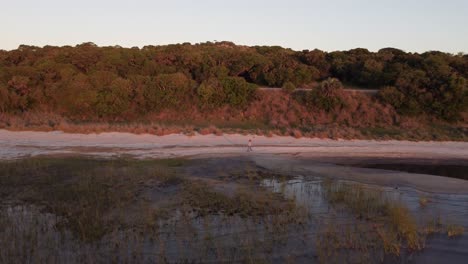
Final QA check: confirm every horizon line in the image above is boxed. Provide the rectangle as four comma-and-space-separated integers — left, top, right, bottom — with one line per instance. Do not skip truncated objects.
1, 41, 466, 55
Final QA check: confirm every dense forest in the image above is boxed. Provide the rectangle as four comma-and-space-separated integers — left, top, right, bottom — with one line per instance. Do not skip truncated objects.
0, 42, 467, 139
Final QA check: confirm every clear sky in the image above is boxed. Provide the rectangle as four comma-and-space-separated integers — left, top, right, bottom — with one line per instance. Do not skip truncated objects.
2, 0, 467, 53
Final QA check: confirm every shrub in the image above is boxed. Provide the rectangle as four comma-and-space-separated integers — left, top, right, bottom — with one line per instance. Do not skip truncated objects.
197, 78, 225, 109
143, 72, 194, 111
95, 77, 132, 118
282, 81, 296, 93
220, 77, 257, 108
58, 74, 97, 117
305, 78, 344, 112
378, 86, 423, 116
378, 86, 405, 109
0, 84, 10, 113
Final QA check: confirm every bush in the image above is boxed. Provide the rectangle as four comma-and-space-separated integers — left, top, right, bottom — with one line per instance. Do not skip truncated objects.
0, 85, 10, 113
438, 75, 468, 120
143, 73, 194, 111
282, 81, 296, 93
306, 78, 344, 112
197, 78, 225, 109
58, 74, 98, 117
220, 77, 257, 108
95, 78, 132, 118
378, 86, 405, 109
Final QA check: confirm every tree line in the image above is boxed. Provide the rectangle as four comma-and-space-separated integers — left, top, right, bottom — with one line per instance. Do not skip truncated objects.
0, 42, 466, 120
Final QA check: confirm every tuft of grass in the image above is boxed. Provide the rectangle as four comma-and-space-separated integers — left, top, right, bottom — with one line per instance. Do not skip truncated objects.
447, 224, 465, 238
419, 196, 429, 208
182, 181, 297, 218
422, 217, 443, 236
376, 226, 401, 256
385, 204, 423, 251
228, 169, 293, 183
322, 179, 388, 220
321, 179, 425, 256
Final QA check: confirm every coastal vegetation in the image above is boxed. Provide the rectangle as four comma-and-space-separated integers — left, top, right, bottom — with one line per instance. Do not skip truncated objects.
1, 157, 464, 263
0, 42, 467, 140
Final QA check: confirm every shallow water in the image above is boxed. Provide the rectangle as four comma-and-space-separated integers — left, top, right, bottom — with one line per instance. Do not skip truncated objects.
262, 176, 468, 263
348, 163, 468, 180
1, 154, 468, 263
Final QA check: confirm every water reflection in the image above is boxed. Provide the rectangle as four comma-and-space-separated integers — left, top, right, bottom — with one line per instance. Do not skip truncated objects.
263, 175, 468, 263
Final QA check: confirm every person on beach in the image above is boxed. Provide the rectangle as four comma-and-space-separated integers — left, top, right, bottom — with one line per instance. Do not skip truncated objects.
247, 139, 253, 152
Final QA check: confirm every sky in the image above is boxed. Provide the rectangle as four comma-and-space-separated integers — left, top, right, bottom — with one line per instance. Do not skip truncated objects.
1, 0, 468, 53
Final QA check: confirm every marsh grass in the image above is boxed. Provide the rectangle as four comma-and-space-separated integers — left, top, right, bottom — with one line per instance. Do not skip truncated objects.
447, 224, 465, 238
2, 157, 463, 263
420, 216, 464, 238
0, 157, 313, 263
228, 168, 293, 183
182, 181, 298, 218
319, 179, 442, 261
0, 157, 183, 241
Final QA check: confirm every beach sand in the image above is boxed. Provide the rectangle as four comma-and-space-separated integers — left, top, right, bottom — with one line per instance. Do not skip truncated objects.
1, 129, 468, 194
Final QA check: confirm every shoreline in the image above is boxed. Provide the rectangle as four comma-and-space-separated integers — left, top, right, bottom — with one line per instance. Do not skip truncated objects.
1, 129, 468, 160
1, 129, 468, 194
1, 128, 468, 142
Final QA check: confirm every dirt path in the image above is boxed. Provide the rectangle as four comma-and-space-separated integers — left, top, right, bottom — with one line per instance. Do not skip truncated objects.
258, 87, 379, 94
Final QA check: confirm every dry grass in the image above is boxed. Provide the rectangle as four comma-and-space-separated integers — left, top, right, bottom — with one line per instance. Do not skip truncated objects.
1, 100, 467, 141
0, 157, 311, 263
419, 196, 430, 208
447, 224, 465, 238
317, 179, 462, 262
0, 157, 186, 241
182, 181, 298, 218
1, 157, 465, 263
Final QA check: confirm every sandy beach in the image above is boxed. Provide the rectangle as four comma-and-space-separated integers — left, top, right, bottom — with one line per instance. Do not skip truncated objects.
2, 129, 468, 194
1, 129, 468, 160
